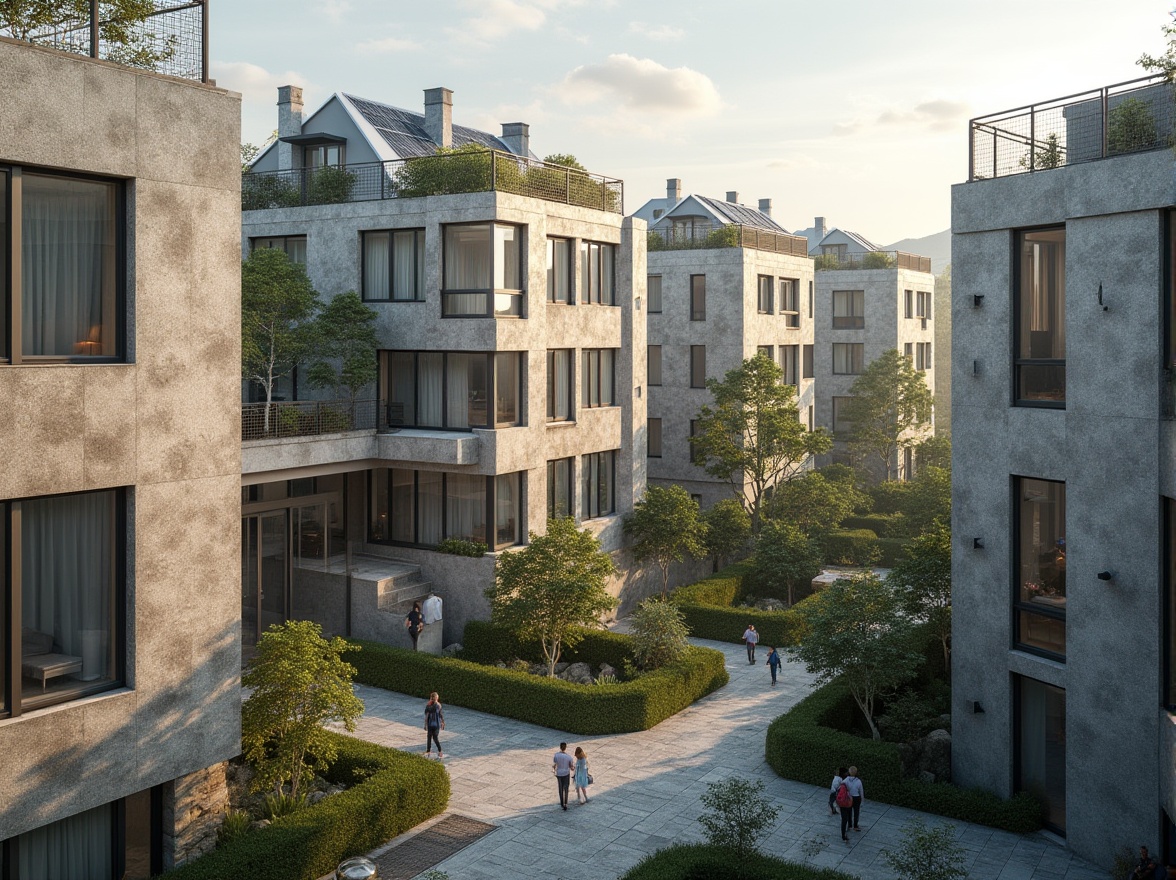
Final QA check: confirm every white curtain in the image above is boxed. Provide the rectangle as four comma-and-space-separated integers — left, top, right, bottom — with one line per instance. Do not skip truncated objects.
22, 174, 115, 357
600, 244, 614, 305
601, 349, 615, 405
391, 469, 414, 543
549, 460, 571, 518
418, 472, 443, 545
446, 474, 486, 542
550, 350, 570, 420
364, 232, 390, 300
444, 224, 490, 288
392, 231, 416, 300
494, 225, 520, 290
418, 353, 443, 427
446, 353, 472, 428
549, 238, 571, 302
18, 801, 112, 880
495, 353, 519, 425
647, 275, 662, 312
495, 474, 519, 547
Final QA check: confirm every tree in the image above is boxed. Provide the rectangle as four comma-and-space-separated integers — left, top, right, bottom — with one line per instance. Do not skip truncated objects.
0, 1, 176, 69
916, 434, 951, 471
241, 620, 364, 799
698, 778, 779, 866
306, 291, 379, 405
765, 471, 865, 538
241, 129, 278, 171
787, 574, 923, 740
1020, 132, 1063, 170
842, 348, 934, 481
629, 598, 690, 670
889, 523, 952, 674
1141, 10, 1176, 80
904, 465, 951, 533
754, 521, 822, 607
702, 498, 751, 572
486, 517, 617, 677
624, 485, 707, 597
1107, 97, 1157, 155
242, 247, 322, 434
882, 820, 969, 880
691, 353, 832, 532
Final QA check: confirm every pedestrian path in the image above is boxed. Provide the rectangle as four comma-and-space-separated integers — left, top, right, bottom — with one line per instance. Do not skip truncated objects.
342, 637, 1104, 880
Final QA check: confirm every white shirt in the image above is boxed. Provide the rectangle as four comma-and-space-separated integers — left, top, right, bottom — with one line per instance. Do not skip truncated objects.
743, 628, 759, 644
422, 595, 443, 625
830, 775, 844, 793
845, 776, 864, 798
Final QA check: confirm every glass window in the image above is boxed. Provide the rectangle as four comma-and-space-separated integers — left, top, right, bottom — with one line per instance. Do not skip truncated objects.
802, 344, 814, 379
917, 290, 932, 319
495, 473, 520, 548
757, 275, 773, 314
647, 275, 662, 313
904, 342, 914, 361
1016, 477, 1066, 657
382, 351, 518, 430
780, 279, 799, 327
1167, 497, 1176, 709
252, 235, 307, 266
390, 468, 415, 543
547, 349, 573, 421
547, 238, 572, 303
833, 343, 864, 375
690, 345, 706, 388
18, 172, 121, 361
690, 419, 704, 463
807, 280, 813, 318
581, 349, 615, 407
362, 229, 424, 301
807, 404, 814, 431
1016, 227, 1066, 405
1016, 676, 1066, 833
547, 458, 573, 520
442, 223, 522, 317
904, 289, 913, 318
648, 418, 663, 457
781, 345, 799, 386
495, 352, 520, 426
1168, 211, 1176, 370
370, 470, 522, 549
832, 396, 855, 437
690, 275, 706, 320
418, 471, 443, 545
445, 473, 487, 544
0, 171, 6, 354
832, 290, 864, 329
648, 345, 662, 386
582, 450, 616, 519
580, 241, 615, 305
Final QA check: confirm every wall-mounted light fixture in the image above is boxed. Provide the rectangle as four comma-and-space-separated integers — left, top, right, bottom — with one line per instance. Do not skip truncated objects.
1097, 570, 1114, 581
973, 294, 984, 308
973, 359, 980, 376
973, 538, 984, 550
1097, 282, 1108, 312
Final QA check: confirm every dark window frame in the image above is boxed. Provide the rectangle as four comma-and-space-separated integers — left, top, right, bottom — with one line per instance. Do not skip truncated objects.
647, 344, 662, 386
802, 344, 814, 379
781, 344, 799, 386
780, 278, 800, 328
547, 457, 574, 520
648, 417, 663, 458
380, 349, 523, 430
1166, 497, 1176, 710
1013, 674, 1067, 836
440, 221, 525, 318
647, 274, 663, 313
579, 240, 616, 306
832, 396, 855, 437
547, 236, 574, 304
361, 227, 425, 302
757, 275, 774, 314
690, 275, 706, 321
581, 450, 617, 520
1012, 476, 1067, 661
250, 234, 308, 266
690, 345, 706, 388
1013, 225, 1066, 408
831, 289, 864, 329
689, 418, 704, 464
581, 348, 616, 408
832, 342, 864, 375
546, 348, 574, 422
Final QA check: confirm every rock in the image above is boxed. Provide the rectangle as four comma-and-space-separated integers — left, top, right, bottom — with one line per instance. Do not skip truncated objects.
325, 784, 346, 796
495, 661, 506, 668
529, 663, 547, 676
598, 663, 617, 679
307, 791, 327, 805
559, 662, 594, 685
553, 662, 569, 674
248, 820, 271, 832
919, 770, 936, 785
918, 729, 952, 782
443, 643, 462, 655
754, 598, 786, 612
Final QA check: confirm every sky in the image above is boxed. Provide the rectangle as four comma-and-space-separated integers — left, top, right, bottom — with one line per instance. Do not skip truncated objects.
213, 0, 1169, 245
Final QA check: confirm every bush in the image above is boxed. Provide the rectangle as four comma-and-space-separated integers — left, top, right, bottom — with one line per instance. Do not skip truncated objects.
868, 480, 913, 514
841, 513, 907, 538
461, 620, 632, 671
263, 792, 307, 820
435, 538, 487, 557
217, 810, 251, 845
860, 250, 897, 268
242, 173, 301, 210
673, 559, 754, 606
698, 778, 778, 860
821, 528, 880, 565
764, 679, 1042, 832
167, 735, 449, 880
619, 844, 855, 880
672, 560, 806, 647
630, 599, 691, 670
305, 165, 356, 205
346, 637, 727, 735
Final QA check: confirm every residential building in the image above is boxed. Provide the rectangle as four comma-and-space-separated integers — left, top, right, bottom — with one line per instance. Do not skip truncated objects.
0, 11, 244, 877
634, 182, 814, 509
241, 86, 645, 648
951, 73, 1176, 866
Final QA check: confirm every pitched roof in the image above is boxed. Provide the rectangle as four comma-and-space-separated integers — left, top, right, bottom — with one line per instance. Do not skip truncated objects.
693, 195, 786, 231
813, 228, 880, 254
343, 93, 514, 159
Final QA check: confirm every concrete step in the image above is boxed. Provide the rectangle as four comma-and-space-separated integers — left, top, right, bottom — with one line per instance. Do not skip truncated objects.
378, 579, 433, 612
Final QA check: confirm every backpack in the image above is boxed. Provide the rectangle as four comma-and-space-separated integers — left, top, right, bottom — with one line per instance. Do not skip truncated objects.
835, 782, 852, 808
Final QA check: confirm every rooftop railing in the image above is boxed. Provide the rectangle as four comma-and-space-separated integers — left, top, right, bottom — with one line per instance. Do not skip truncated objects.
243, 399, 379, 442
969, 74, 1175, 181
647, 223, 809, 256
8, 0, 208, 83
242, 150, 625, 214
814, 251, 932, 273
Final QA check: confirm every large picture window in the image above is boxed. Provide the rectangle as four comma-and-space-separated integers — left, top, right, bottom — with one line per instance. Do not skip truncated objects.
833, 343, 864, 375
547, 237, 572, 304
580, 241, 615, 305
581, 349, 615, 408
1, 488, 124, 718
369, 469, 523, 550
442, 223, 523, 317
1015, 477, 1066, 658
547, 458, 573, 519
547, 349, 573, 422
832, 290, 864, 329
381, 350, 522, 429
1, 168, 124, 363
363, 229, 424, 301
1015, 227, 1066, 405
582, 451, 616, 519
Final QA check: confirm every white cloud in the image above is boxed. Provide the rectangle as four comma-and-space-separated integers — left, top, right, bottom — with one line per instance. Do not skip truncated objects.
323, 0, 350, 23
835, 99, 970, 136
447, 0, 599, 45
627, 21, 684, 41
554, 54, 721, 118
357, 35, 420, 54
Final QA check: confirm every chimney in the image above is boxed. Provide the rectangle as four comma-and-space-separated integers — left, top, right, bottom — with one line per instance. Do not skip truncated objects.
815, 216, 827, 238
424, 87, 453, 148
726, 191, 739, 204
667, 178, 682, 202
276, 85, 304, 171
501, 122, 529, 156
758, 198, 772, 218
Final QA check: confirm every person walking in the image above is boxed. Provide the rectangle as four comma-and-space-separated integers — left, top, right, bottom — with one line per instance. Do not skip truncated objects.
765, 646, 781, 686
573, 746, 591, 804
846, 766, 864, 831
834, 773, 854, 841
828, 766, 848, 815
424, 692, 445, 759
742, 624, 759, 664
405, 601, 424, 651
553, 742, 575, 810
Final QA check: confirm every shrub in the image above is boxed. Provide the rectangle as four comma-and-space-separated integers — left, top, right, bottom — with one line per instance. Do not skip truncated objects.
841, 513, 907, 538
435, 538, 487, 557
345, 637, 727, 735
860, 250, 896, 268
395, 144, 492, 197
882, 820, 968, 880
619, 844, 855, 880
242, 173, 301, 210
672, 560, 806, 647
764, 679, 1043, 832
698, 778, 778, 861
821, 528, 880, 565
673, 559, 755, 606
167, 735, 449, 880
305, 165, 356, 205
1107, 96, 1158, 155
263, 792, 307, 820
878, 690, 943, 743
217, 810, 251, 845
630, 598, 691, 669
461, 620, 632, 671
868, 480, 913, 514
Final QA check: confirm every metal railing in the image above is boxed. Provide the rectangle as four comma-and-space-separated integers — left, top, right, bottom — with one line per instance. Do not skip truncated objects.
242, 150, 625, 214
814, 251, 932, 273
9, 0, 208, 83
647, 223, 809, 256
242, 399, 380, 442
969, 74, 1176, 181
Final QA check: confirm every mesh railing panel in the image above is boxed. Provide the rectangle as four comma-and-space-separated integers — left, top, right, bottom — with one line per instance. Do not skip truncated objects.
242, 399, 380, 442
649, 223, 808, 255
814, 251, 932, 272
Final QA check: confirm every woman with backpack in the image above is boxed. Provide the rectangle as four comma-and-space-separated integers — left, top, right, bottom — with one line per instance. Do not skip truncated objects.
424, 691, 445, 759
834, 771, 854, 841
828, 766, 848, 815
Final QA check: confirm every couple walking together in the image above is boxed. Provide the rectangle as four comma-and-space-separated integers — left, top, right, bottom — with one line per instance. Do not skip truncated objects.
552, 742, 592, 810
830, 766, 864, 841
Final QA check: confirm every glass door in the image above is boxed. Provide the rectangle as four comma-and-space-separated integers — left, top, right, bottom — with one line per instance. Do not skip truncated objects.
241, 518, 259, 647
259, 511, 288, 636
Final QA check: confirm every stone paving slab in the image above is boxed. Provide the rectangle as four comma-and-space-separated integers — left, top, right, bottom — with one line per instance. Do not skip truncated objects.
336, 636, 1102, 880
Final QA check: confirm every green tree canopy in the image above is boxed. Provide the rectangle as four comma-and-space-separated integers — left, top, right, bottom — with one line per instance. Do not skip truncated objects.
241, 620, 364, 799
691, 353, 831, 532
0, 0, 175, 68
904, 465, 951, 533
787, 574, 923, 739
1140, 11, 1176, 81
486, 517, 617, 676
888, 523, 952, 675
842, 348, 934, 481
624, 485, 707, 597
754, 520, 822, 607
702, 498, 751, 572
764, 470, 866, 537
629, 598, 691, 670
916, 434, 951, 471
305, 291, 379, 403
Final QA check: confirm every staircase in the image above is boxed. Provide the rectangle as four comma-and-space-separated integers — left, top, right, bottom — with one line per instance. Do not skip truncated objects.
345, 554, 441, 651
374, 562, 433, 613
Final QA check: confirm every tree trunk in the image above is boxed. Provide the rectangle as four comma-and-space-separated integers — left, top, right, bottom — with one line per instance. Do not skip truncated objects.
661, 562, 670, 598
852, 691, 881, 740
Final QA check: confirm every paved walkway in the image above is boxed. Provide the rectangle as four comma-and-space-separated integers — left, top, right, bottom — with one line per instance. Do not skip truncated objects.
342, 638, 1104, 880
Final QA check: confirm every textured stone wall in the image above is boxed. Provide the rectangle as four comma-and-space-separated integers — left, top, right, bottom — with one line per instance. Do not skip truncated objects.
162, 762, 230, 870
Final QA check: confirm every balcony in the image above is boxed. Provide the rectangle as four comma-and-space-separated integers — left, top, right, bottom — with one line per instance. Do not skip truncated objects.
242, 399, 379, 442
648, 223, 810, 256
815, 251, 932, 273
969, 74, 1176, 181
242, 150, 624, 214
8, 1, 209, 83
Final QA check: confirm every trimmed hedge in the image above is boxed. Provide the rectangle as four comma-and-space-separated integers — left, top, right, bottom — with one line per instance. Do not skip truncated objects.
461, 620, 632, 671
167, 734, 449, 880
673, 560, 806, 647
620, 844, 855, 880
822, 528, 880, 565
673, 559, 755, 606
345, 639, 728, 735
842, 513, 906, 538
765, 679, 1043, 832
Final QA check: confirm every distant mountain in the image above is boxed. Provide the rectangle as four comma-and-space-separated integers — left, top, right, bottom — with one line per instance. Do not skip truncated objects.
883, 228, 951, 275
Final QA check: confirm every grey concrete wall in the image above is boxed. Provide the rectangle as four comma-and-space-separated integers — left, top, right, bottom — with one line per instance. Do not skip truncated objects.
950, 148, 1175, 867
0, 39, 241, 839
